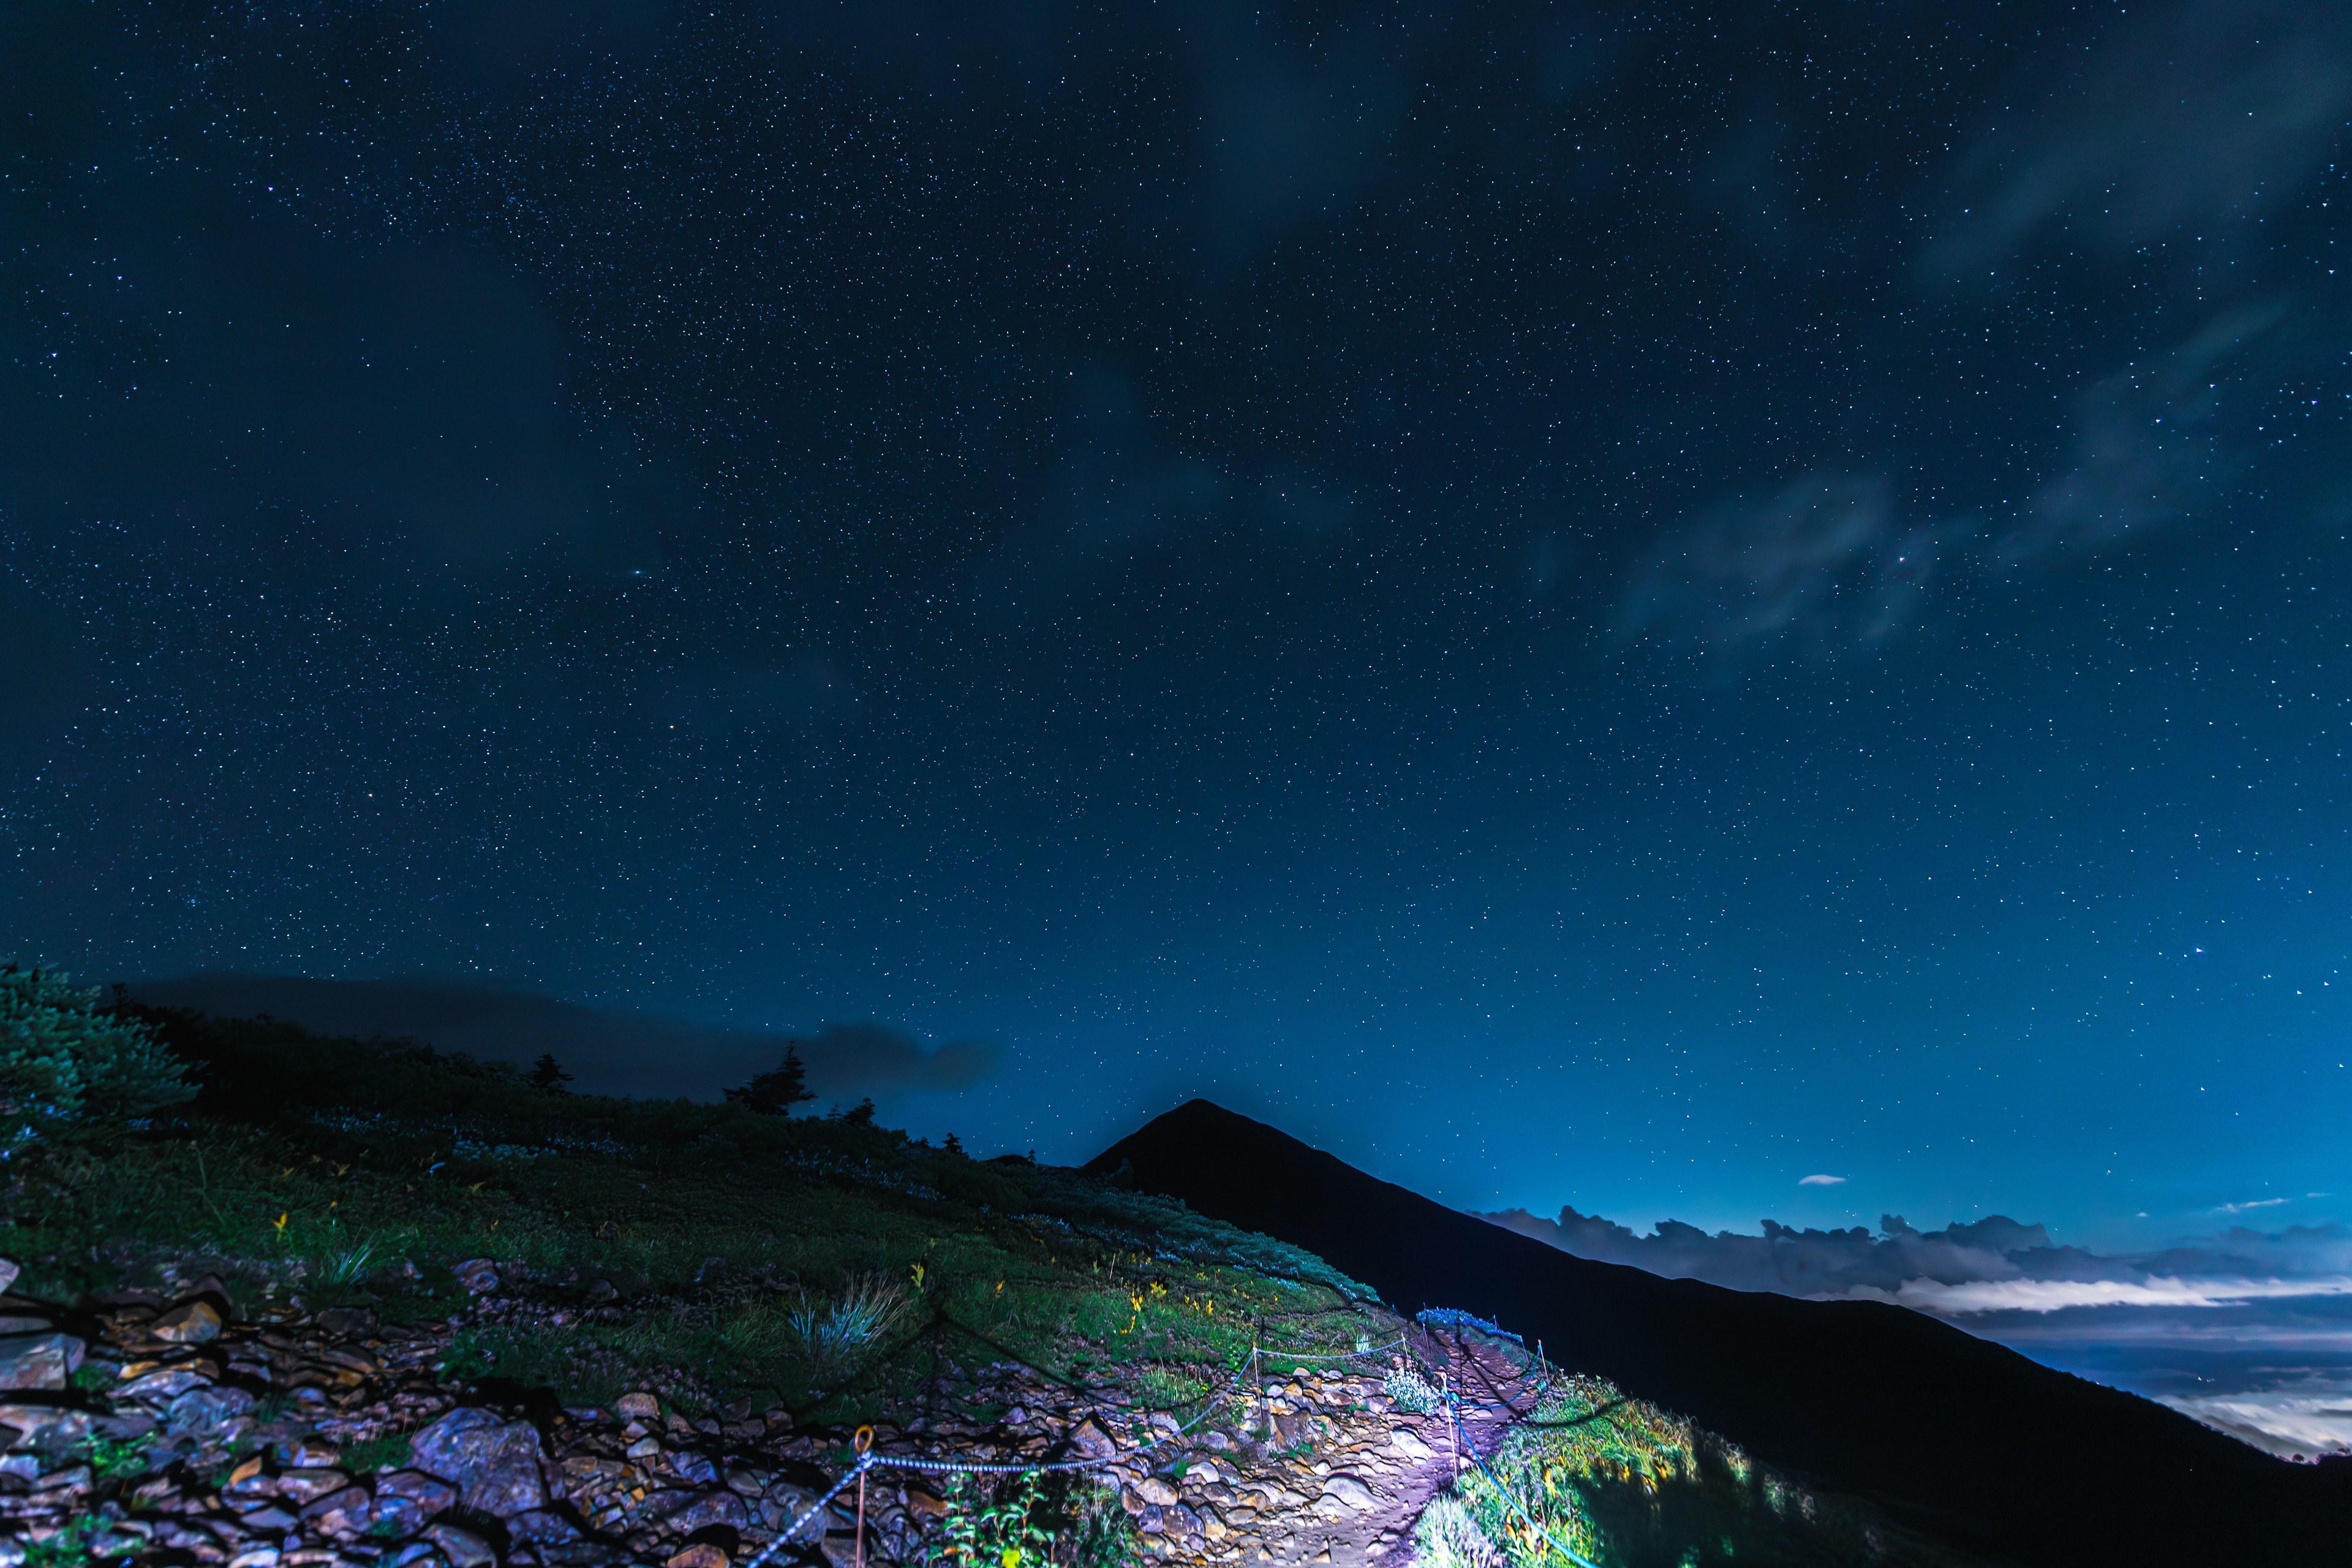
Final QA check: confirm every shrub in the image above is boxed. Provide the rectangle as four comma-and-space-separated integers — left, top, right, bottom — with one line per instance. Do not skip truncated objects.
0, 968, 194, 1155
786, 1273, 914, 1380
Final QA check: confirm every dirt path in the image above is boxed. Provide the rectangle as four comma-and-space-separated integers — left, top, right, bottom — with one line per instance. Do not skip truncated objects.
1118, 1330, 1542, 1568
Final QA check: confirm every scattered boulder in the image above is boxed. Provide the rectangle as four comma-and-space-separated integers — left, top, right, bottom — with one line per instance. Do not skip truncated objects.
1136, 1475, 1179, 1506
666, 1489, 752, 1532
1320, 1475, 1376, 1512
510, 1507, 586, 1545
374, 1468, 460, 1533
409, 1406, 550, 1517
277, 1466, 353, 1505
0, 1333, 83, 1390
452, 1258, 502, 1295
165, 1383, 255, 1434
1389, 1428, 1433, 1460
426, 1523, 499, 1568
119, 1365, 209, 1403
298, 1483, 375, 1536
151, 1298, 224, 1344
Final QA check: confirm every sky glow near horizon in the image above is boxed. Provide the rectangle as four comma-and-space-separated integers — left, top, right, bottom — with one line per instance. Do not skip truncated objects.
5, 0, 2352, 1450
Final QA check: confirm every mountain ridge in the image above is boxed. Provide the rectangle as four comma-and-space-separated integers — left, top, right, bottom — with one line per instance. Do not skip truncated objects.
1088, 1098, 2351, 1566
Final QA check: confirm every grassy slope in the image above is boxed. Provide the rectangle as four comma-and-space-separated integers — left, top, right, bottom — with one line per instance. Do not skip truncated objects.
13, 1004, 1384, 1425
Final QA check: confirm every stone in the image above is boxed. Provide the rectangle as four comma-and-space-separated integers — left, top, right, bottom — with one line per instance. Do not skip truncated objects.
1070, 1418, 1117, 1460
274, 1436, 342, 1468
409, 1406, 549, 1517
316, 1307, 376, 1337
0, 1260, 18, 1295
426, 1525, 497, 1568
451, 1259, 502, 1296
1388, 1430, 1432, 1461
151, 1301, 224, 1344
238, 1506, 299, 1531
902, 1487, 951, 1519
276, 1468, 352, 1506
298, 1484, 374, 1536
120, 1366, 211, 1403
1318, 1476, 1375, 1512
166, 1384, 257, 1433
1201, 1430, 1233, 1450
1136, 1476, 1179, 1507
374, 1468, 460, 1532
666, 1545, 729, 1568
616, 1392, 660, 1422
383, 1546, 443, 1568
0, 1334, 83, 1391
227, 1551, 280, 1568
670, 1450, 717, 1485
509, 1509, 583, 1545
0, 1403, 89, 1449
666, 1489, 750, 1532
1186, 1459, 1223, 1485
625, 1436, 661, 1460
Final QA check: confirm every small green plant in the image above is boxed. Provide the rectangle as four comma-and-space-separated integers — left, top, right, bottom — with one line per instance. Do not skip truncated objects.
1416, 1493, 1505, 1568
26, 1518, 102, 1568
924, 1470, 1058, 1568
1061, 1478, 1139, 1568
786, 1273, 914, 1380
340, 1431, 413, 1473
1384, 1360, 1442, 1415
83, 1432, 155, 1482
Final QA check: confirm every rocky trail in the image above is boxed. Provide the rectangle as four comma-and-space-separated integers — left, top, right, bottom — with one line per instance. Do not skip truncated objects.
0, 1261, 1544, 1568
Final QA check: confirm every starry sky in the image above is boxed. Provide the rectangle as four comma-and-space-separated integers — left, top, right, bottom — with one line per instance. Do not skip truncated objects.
6, 2, 2351, 1254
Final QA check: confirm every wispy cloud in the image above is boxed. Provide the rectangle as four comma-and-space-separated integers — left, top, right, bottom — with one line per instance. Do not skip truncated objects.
1921, 4, 2352, 278
1618, 472, 1962, 660
1798, 1174, 1845, 1187
1996, 303, 2289, 565
2217, 1197, 2294, 1215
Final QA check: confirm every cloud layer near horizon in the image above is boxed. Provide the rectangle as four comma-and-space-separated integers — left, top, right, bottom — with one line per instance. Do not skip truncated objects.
129, 972, 998, 1105
1483, 1204, 2352, 1312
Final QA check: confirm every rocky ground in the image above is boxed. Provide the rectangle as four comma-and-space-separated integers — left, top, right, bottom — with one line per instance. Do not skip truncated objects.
0, 1262, 1542, 1568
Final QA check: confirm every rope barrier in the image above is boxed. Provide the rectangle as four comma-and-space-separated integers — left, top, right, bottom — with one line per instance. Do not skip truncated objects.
736, 1455, 875, 1568
737, 1332, 1413, 1565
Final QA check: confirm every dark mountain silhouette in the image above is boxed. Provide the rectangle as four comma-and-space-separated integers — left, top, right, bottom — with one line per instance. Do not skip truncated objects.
1090, 1100, 2351, 1566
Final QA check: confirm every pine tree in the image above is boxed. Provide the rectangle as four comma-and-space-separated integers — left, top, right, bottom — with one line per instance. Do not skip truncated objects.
724, 1042, 816, 1116
0, 967, 194, 1155
941, 1131, 964, 1157
527, 1053, 573, 1092
834, 1095, 877, 1128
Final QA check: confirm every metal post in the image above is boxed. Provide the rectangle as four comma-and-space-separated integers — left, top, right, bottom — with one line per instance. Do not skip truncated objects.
853, 1427, 874, 1568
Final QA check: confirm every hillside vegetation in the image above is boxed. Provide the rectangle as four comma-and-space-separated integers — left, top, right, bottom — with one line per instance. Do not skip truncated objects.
14, 984, 1376, 1419
0, 973, 1997, 1568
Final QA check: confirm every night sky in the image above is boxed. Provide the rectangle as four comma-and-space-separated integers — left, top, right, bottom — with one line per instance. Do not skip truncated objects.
6, 1, 2350, 1278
